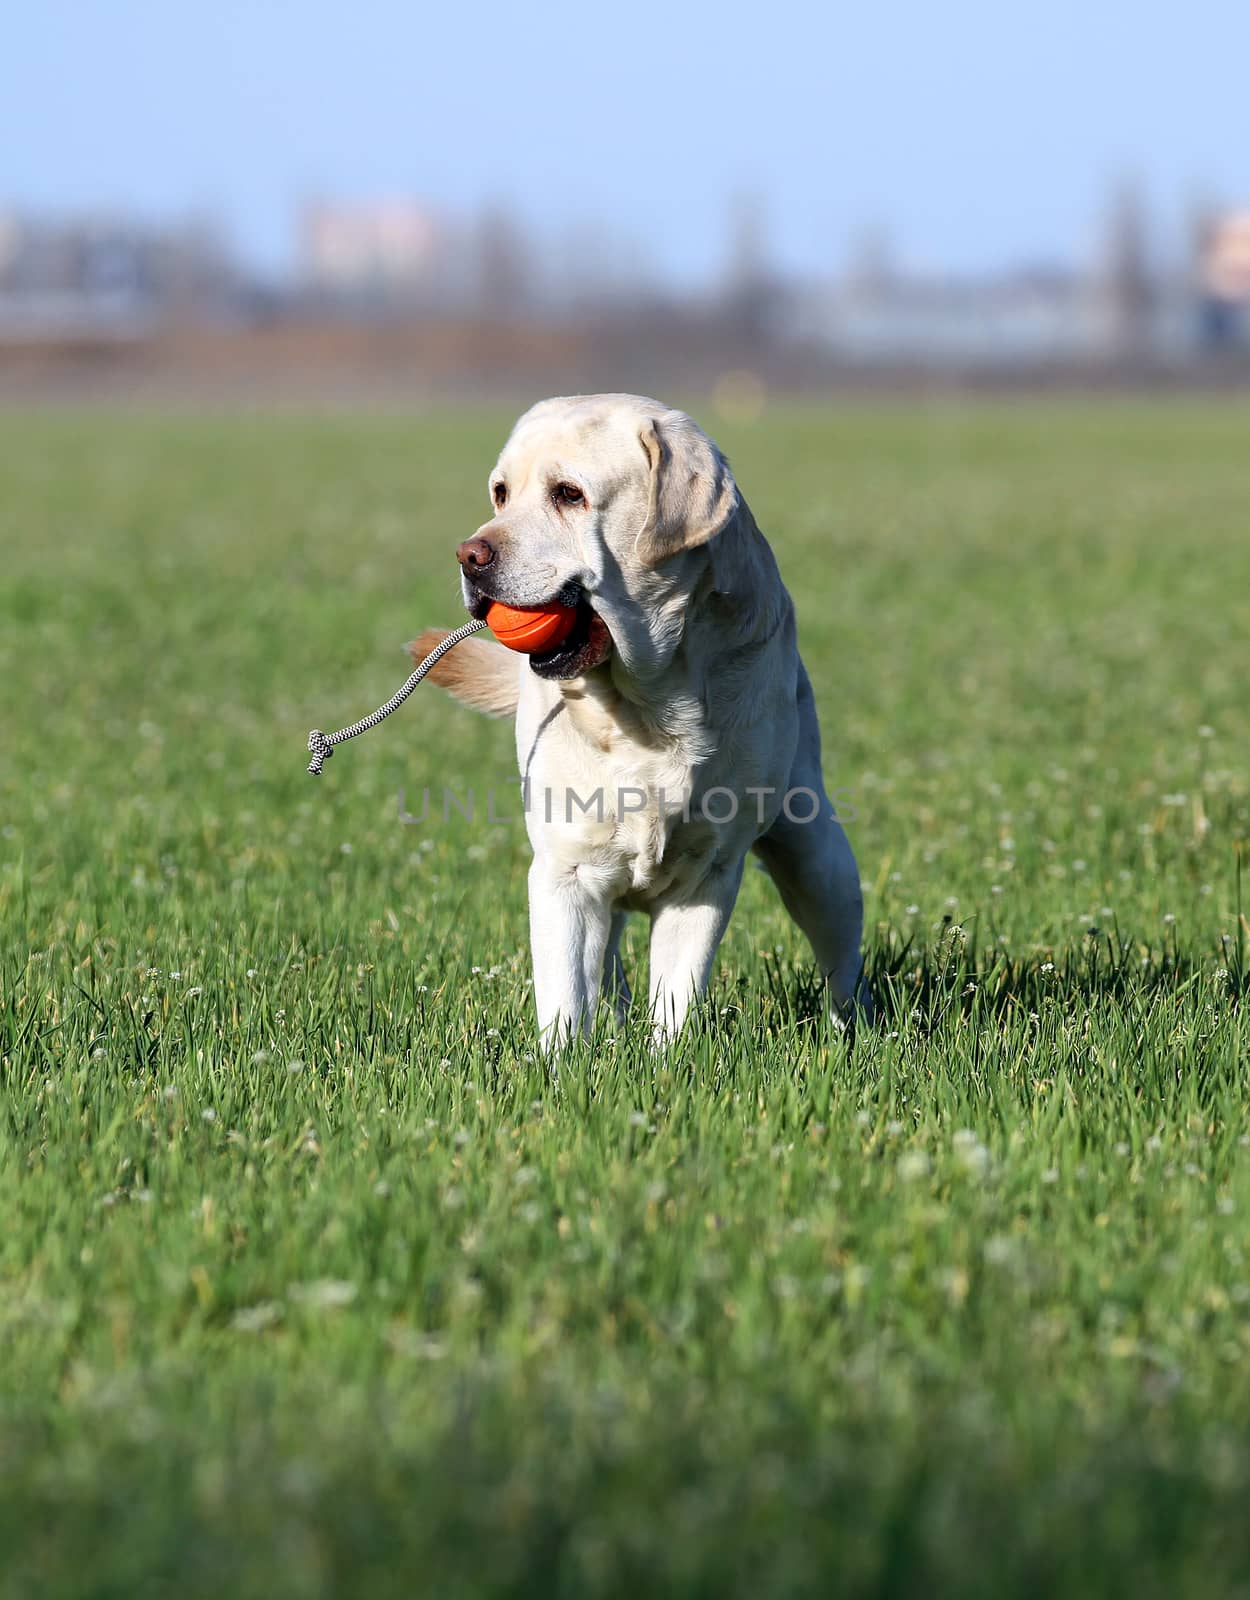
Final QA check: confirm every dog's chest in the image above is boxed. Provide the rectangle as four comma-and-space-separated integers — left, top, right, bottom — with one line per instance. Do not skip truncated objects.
519, 702, 739, 904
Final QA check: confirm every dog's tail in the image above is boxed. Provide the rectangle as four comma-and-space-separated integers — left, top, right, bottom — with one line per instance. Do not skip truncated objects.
408, 628, 521, 719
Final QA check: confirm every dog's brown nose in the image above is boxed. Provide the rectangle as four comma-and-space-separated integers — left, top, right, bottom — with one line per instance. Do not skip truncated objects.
456, 535, 496, 573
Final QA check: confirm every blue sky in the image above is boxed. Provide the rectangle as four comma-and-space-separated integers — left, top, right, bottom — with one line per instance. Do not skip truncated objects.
3, 0, 1247, 282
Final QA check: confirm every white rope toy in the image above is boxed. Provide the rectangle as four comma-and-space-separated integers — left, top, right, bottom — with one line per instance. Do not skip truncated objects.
306, 617, 488, 775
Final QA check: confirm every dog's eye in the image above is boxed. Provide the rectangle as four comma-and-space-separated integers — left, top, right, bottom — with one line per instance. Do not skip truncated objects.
492, 482, 507, 509
552, 482, 585, 508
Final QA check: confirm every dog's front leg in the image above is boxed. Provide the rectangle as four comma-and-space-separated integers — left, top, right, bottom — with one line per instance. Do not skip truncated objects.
602, 912, 632, 1025
647, 860, 745, 1040
528, 860, 613, 1045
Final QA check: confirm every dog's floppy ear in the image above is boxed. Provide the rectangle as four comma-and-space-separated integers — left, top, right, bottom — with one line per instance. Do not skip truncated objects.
635, 414, 739, 568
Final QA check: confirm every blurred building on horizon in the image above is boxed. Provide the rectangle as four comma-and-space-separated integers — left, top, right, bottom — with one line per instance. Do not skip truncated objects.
299, 199, 448, 308
1, 183, 1247, 399
0, 212, 238, 337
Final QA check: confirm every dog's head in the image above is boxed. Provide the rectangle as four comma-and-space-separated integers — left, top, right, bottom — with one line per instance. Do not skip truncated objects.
456, 394, 741, 681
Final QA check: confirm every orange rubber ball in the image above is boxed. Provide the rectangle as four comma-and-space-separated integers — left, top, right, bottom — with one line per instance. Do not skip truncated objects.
485, 599, 578, 654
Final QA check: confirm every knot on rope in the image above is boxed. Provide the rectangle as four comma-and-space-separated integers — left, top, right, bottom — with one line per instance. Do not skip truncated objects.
307, 729, 334, 776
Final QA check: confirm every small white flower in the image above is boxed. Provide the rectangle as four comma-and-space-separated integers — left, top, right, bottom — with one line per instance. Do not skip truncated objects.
897, 1150, 930, 1182
231, 1301, 284, 1333
201, 1108, 217, 1123
953, 1129, 991, 1177
290, 1279, 357, 1310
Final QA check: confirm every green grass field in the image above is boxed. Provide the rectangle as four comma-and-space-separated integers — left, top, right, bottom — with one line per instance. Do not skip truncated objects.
2, 401, 1249, 1597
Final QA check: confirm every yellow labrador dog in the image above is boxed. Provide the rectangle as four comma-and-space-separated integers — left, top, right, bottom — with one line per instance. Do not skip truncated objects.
414, 394, 869, 1043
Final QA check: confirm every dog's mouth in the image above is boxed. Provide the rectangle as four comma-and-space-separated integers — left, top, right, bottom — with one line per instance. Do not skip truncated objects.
528, 595, 613, 679
466, 581, 613, 681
